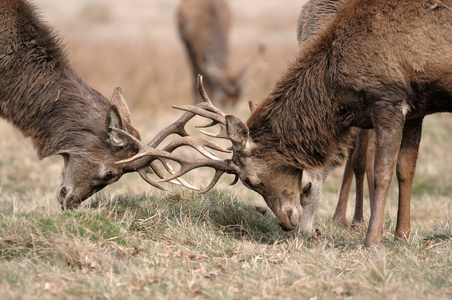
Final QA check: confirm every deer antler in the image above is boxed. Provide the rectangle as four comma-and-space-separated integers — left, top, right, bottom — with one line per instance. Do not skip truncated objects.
172, 75, 229, 139
113, 127, 238, 193
116, 75, 239, 192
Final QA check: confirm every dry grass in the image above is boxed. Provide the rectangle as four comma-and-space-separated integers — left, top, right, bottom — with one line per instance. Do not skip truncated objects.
0, 0, 451, 299
0, 190, 450, 299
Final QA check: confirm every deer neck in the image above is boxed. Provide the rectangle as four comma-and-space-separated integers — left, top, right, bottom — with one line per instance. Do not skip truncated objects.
0, 58, 110, 159
246, 51, 350, 171
0, 3, 111, 159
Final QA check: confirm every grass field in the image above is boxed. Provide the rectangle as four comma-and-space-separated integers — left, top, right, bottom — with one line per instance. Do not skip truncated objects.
0, 1, 451, 299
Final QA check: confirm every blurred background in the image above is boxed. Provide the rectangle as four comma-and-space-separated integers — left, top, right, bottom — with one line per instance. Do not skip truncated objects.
35, 0, 303, 117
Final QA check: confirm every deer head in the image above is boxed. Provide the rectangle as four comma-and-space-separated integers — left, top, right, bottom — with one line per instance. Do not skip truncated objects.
57, 88, 141, 210
223, 114, 325, 232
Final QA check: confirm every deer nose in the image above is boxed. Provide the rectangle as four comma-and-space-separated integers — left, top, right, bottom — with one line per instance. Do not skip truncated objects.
279, 207, 301, 231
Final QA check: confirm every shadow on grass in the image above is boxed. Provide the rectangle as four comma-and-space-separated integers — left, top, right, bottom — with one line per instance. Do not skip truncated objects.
88, 189, 299, 245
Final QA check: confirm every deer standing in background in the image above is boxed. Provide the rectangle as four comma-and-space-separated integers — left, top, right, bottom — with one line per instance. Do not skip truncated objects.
0, 0, 146, 209
177, 0, 245, 107
125, 0, 450, 248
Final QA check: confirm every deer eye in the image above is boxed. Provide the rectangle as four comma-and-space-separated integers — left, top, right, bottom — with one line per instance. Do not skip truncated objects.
302, 182, 312, 194
243, 177, 253, 187
243, 177, 262, 189
103, 171, 113, 181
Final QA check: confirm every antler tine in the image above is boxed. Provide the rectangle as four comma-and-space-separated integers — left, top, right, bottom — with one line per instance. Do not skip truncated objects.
194, 120, 217, 129
113, 128, 198, 167
146, 73, 222, 148
172, 104, 229, 139
137, 167, 168, 191
148, 160, 200, 191
147, 110, 194, 148
137, 163, 199, 191
170, 74, 229, 139
157, 157, 234, 184
162, 136, 230, 160
147, 160, 180, 186
198, 169, 236, 193
113, 128, 163, 167
197, 74, 212, 105
172, 104, 226, 125
198, 127, 229, 140
147, 75, 226, 148
194, 120, 228, 138
158, 160, 239, 193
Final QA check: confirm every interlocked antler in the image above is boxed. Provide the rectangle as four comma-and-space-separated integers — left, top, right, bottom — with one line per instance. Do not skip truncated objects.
116, 75, 239, 193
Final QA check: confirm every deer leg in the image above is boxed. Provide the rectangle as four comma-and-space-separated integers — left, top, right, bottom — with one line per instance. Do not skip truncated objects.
395, 118, 423, 240
364, 107, 404, 248
365, 130, 376, 212
333, 139, 356, 226
351, 129, 372, 228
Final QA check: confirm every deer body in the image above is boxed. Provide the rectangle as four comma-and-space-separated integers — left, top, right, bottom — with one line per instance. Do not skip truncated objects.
177, 0, 243, 107
0, 0, 141, 209
226, 0, 452, 247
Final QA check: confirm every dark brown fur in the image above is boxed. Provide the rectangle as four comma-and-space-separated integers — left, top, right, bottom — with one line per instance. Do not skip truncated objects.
225, 0, 452, 247
0, 0, 141, 209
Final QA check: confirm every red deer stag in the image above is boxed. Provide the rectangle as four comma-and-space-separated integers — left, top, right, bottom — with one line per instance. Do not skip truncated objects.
0, 0, 151, 209
297, 0, 377, 229
123, 0, 451, 248
177, 0, 245, 107
298, 0, 422, 240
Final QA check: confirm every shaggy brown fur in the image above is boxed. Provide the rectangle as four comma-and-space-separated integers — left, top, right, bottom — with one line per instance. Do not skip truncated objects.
0, 0, 141, 209
225, 0, 452, 247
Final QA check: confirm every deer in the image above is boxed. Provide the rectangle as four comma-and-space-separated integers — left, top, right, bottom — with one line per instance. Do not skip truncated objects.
297, 0, 426, 238
120, 0, 452, 248
297, 0, 377, 229
0, 0, 163, 209
177, 0, 245, 107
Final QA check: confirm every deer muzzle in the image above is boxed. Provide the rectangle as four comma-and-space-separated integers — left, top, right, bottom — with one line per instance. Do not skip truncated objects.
57, 186, 82, 210
278, 205, 302, 231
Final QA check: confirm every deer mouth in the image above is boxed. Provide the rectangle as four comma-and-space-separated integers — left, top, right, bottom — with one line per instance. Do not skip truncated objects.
280, 223, 297, 231
59, 194, 82, 210
279, 217, 299, 231
61, 200, 82, 210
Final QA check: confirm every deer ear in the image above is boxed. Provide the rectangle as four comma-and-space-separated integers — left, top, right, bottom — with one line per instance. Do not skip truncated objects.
106, 105, 128, 147
110, 87, 131, 124
225, 115, 250, 152
248, 101, 258, 113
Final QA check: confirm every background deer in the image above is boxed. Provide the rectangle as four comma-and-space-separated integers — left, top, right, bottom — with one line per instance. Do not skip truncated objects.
0, 0, 146, 209
132, 0, 451, 248
177, 0, 245, 107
